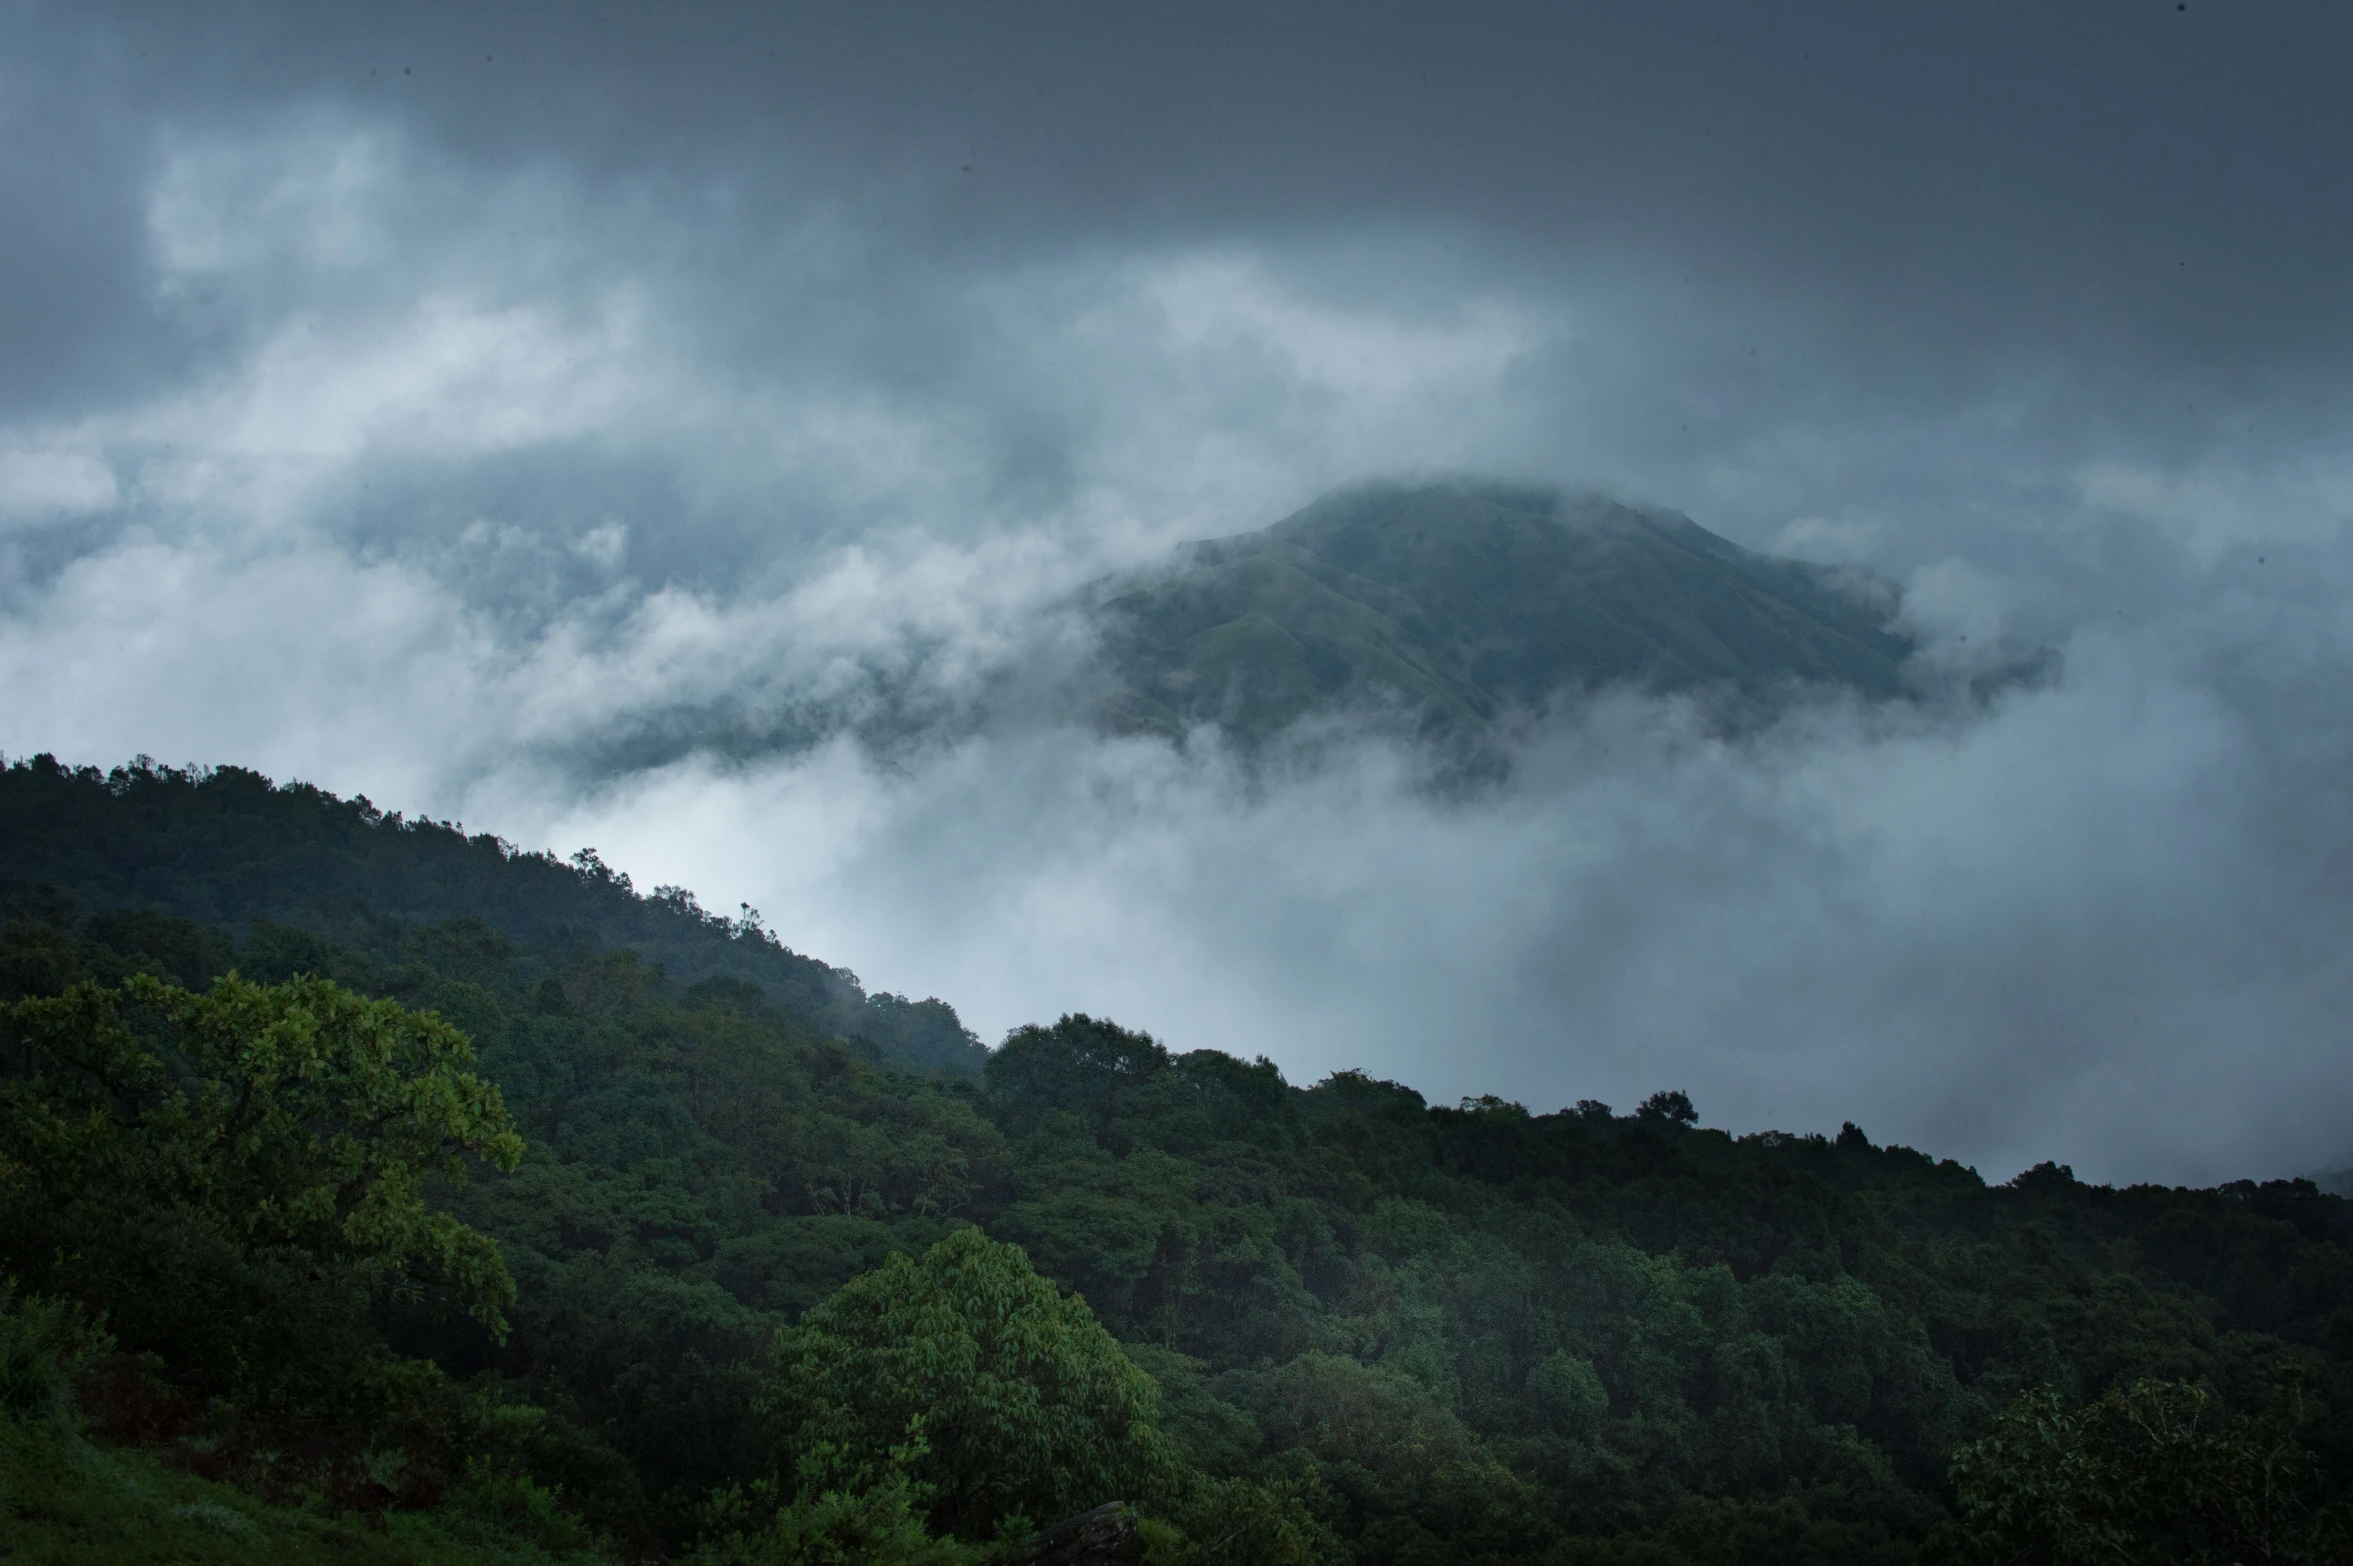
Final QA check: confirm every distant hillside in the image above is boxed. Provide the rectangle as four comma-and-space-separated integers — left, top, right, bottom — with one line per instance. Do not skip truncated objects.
1093, 479, 1918, 745
0, 752, 986, 1075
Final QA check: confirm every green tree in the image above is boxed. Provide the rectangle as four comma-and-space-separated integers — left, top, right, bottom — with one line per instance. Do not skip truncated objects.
0, 973, 524, 1398
987, 1013, 1171, 1145
1936, 1379, 2351, 1565
763, 1227, 1178, 1540
691, 1436, 981, 1566
0, 1276, 111, 1430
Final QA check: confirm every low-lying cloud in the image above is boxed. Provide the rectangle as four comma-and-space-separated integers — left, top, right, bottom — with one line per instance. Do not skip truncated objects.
485, 620, 2351, 1190
16, 490, 2351, 1187
7, 6, 2353, 1188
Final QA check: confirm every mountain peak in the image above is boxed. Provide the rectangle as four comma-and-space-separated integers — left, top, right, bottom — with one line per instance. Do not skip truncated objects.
1093, 478, 1915, 746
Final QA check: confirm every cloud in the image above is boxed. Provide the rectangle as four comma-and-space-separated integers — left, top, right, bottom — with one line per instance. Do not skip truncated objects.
0, 536, 493, 803
486, 620, 2353, 1188
8, 3, 2353, 1188
2078, 455, 2353, 566
15, 495, 2347, 1188
1772, 515, 1879, 563
0, 448, 118, 526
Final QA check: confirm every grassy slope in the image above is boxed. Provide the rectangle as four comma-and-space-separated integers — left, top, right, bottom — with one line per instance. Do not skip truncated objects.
0, 1417, 601, 1566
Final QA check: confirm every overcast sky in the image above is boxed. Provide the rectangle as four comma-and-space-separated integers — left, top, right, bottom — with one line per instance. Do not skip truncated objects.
5, 0, 2352, 1184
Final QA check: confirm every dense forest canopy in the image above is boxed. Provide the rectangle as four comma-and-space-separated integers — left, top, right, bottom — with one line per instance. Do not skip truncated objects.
2, 751, 2349, 1563
0, 751, 986, 1078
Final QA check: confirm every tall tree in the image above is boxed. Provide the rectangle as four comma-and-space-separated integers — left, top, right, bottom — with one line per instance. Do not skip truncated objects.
763, 1227, 1176, 1540
0, 973, 523, 1401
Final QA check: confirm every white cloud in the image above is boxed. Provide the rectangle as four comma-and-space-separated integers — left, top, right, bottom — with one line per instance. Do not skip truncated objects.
0, 537, 493, 803
0, 448, 119, 525
481, 629, 2352, 1188
149, 120, 403, 277
2078, 454, 2353, 564
1773, 513, 1880, 562
121, 290, 653, 533
573, 520, 628, 568
1137, 251, 1550, 407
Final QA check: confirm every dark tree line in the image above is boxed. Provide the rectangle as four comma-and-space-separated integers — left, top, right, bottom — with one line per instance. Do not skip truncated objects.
1, 752, 2348, 1563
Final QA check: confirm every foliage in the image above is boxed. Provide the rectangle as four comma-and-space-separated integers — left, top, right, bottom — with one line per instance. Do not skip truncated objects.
1146, 1470, 1334, 1566
763, 1227, 1178, 1540
988, 1013, 1173, 1145
0, 1277, 111, 1429
0, 751, 986, 1075
0, 973, 522, 1402
1936, 1378, 2352, 1565
689, 1440, 982, 1566
2, 757, 2351, 1562
0, 1404, 604, 1564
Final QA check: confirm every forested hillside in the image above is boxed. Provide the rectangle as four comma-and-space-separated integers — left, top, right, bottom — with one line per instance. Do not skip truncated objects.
1090, 481, 1931, 748
3, 753, 2349, 1564
0, 753, 984, 1077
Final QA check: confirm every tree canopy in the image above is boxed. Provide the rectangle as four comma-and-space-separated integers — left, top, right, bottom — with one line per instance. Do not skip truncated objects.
2, 754, 2349, 1563
765, 1226, 1176, 1540
1938, 1379, 2349, 1565
1, 972, 521, 1403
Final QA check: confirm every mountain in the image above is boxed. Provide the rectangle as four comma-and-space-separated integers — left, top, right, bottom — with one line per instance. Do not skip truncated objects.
0, 753, 987, 1076
1091, 479, 1918, 745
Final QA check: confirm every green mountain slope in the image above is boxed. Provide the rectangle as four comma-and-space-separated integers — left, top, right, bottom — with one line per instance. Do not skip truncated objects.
1095, 479, 1917, 744
5, 753, 2351, 1562
0, 755, 985, 1076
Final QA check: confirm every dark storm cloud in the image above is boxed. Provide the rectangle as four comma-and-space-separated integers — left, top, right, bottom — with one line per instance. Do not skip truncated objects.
19, 1, 2353, 383
11, 2, 2346, 542
0, 25, 183, 419
4, 0, 2352, 1184
15, 0, 2335, 587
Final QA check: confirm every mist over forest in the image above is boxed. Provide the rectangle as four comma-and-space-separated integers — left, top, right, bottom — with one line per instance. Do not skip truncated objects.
5, 4, 2353, 1562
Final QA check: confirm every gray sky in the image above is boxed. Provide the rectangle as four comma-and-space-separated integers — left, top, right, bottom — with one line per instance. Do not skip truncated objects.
4, 0, 2352, 1183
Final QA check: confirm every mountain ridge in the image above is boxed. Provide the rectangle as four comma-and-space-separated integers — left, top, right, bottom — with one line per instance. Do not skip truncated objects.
0, 752, 987, 1076
1089, 478, 1920, 746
